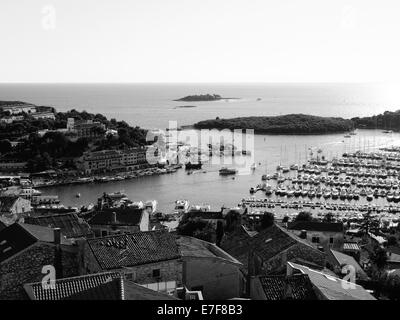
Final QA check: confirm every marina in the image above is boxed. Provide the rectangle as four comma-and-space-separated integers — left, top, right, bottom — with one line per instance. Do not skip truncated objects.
40, 129, 400, 214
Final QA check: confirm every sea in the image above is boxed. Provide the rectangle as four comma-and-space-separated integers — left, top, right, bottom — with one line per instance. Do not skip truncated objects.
1, 83, 400, 213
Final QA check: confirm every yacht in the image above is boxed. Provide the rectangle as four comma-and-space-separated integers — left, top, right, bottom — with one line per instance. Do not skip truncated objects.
174, 200, 190, 214
219, 167, 237, 175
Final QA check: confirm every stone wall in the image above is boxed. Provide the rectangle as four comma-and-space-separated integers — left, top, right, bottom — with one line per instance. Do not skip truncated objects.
0, 243, 79, 300
183, 257, 243, 300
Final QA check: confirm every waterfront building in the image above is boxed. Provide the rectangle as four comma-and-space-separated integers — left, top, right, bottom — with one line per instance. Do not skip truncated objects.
0, 160, 27, 172
0, 196, 31, 225
287, 221, 345, 252
0, 224, 79, 300
81, 147, 148, 174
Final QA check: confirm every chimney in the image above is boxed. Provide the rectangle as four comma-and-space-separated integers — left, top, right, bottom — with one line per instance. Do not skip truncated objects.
112, 212, 117, 224
53, 228, 61, 245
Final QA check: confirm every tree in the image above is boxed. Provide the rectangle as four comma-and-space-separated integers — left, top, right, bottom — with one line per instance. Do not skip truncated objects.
177, 217, 215, 243
0, 139, 12, 154
323, 212, 334, 223
216, 220, 224, 247
387, 236, 398, 247
295, 211, 313, 222
260, 212, 275, 230
370, 245, 388, 271
282, 216, 289, 223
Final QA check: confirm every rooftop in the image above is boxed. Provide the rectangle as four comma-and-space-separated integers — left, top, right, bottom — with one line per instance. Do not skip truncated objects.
0, 196, 19, 212
87, 230, 181, 270
288, 221, 344, 233
176, 236, 242, 265
88, 207, 144, 226
24, 213, 92, 239
258, 274, 317, 300
330, 249, 368, 280
289, 262, 376, 300
0, 223, 71, 264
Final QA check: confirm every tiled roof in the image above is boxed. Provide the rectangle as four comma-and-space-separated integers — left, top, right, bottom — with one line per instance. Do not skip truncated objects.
258, 274, 317, 300
288, 221, 344, 232
0, 196, 18, 212
25, 272, 179, 300
221, 224, 324, 273
88, 208, 144, 226
187, 211, 224, 220
24, 213, 92, 238
343, 242, 361, 251
289, 262, 376, 300
24, 272, 122, 300
87, 230, 181, 270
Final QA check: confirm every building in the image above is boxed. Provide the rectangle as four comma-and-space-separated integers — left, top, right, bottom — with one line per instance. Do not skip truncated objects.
81, 148, 148, 174
82, 230, 183, 292
2, 104, 36, 115
221, 223, 326, 276
287, 221, 344, 251
327, 249, 368, 281
24, 213, 93, 239
87, 207, 149, 236
287, 262, 376, 300
31, 111, 55, 120
0, 161, 27, 172
23, 271, 179, 300
0, 115, 24, 124
0, 223, 80, 299
177, 235, 244, 300
67, 118, 105, 139
0, 196, 31, 225
249, 273, 317, 300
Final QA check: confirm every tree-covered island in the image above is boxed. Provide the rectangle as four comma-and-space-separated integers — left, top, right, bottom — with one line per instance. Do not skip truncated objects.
194, 114, 355, 134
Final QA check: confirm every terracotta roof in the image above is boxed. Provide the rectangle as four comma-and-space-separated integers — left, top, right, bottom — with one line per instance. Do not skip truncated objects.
24, 272, 179, 300
24, 213, 92, 238
88, 208, 144, 226
258, 274, 317, 300
289, 262, 376, 300
24, 272, 122, 300
343, 242, 361, 251
288, 221, 344, 232
0, 196, 18, 212
87, 230, 181, 270
221, 224, 324, 273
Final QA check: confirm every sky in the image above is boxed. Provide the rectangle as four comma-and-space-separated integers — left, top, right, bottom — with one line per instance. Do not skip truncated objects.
1, 0, 400, 83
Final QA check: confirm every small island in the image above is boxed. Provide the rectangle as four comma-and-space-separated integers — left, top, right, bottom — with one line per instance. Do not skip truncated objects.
174, 94, 239, 102
193, 114, 355, 134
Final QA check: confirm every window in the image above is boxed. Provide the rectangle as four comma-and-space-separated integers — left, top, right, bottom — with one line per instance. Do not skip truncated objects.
330, 237, 334, 244
152, 269, 161, 278
312, 236, 320, 243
